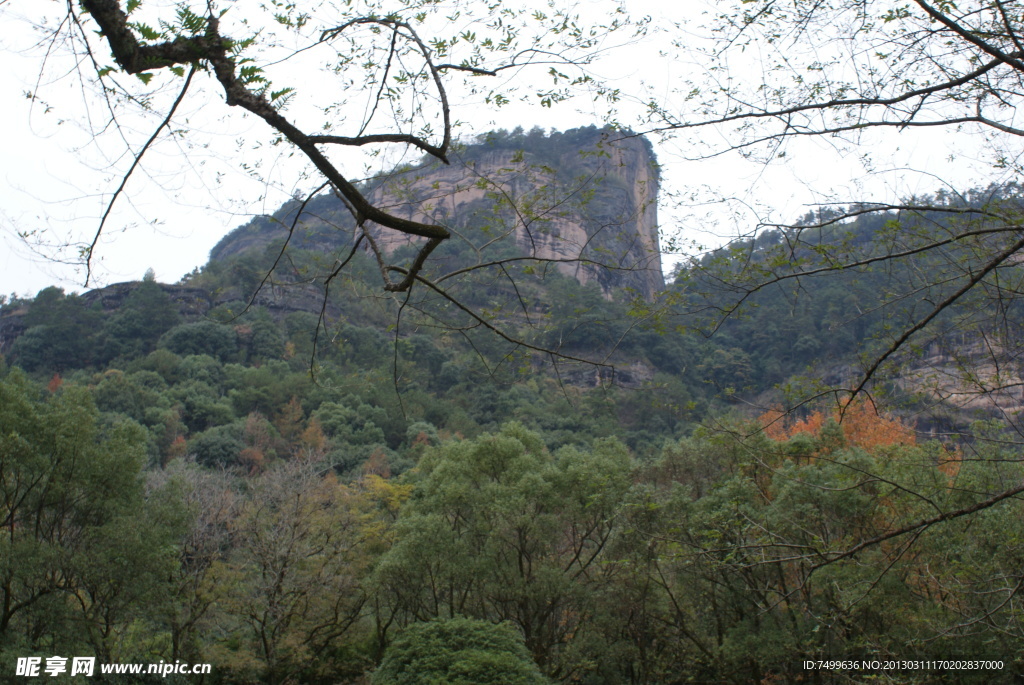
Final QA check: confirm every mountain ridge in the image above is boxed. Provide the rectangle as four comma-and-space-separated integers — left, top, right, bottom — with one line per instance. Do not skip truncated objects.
209, 126, 664, 300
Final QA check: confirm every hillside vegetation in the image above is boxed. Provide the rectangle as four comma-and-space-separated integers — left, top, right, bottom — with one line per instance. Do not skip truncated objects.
1, 131, 1023, 683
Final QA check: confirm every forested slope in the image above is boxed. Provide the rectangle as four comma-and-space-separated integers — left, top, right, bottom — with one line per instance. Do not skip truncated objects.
675, 187, 1024, 433
2, 134, 1024, 683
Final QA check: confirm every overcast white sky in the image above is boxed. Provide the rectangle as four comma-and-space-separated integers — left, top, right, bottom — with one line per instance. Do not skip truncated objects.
0, 0, 994, 298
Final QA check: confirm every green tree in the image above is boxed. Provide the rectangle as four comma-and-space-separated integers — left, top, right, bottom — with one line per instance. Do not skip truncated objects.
11, 287, 104, 372
375, 423, 634, 678
0, 371, 182, 662
160, 322, 238, 362
171, 379, 235, 433
100, 279, 180, 361
640, 421, 1024, 683
188, 422, 246, 468
246, 312, 285, 362
372, 617, 550, 685
314, 398, 389, 447
207, 460, 381, 684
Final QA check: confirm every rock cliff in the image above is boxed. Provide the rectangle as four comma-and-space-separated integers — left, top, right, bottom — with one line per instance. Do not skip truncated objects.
210, 127, 664, 300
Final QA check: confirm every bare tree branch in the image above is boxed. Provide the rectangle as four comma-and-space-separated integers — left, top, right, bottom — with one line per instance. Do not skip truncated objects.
84, 63, 197, 285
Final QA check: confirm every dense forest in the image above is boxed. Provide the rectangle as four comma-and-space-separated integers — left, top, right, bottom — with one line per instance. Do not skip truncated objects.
2, 130, 1023, 683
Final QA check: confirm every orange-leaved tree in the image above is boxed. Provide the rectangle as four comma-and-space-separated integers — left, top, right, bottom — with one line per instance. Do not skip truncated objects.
760, 397, 915, 452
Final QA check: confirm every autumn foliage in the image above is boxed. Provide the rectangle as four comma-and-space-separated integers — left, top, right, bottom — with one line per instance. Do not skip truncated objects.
47, 373, 63, 393
760, 397, 915, 451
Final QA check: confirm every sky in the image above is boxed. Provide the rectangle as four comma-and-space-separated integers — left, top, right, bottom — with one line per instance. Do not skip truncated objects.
0, 0, 997, 298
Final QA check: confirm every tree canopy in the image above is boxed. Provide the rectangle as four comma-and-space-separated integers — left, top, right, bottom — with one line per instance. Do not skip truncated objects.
372, 617, 550, 685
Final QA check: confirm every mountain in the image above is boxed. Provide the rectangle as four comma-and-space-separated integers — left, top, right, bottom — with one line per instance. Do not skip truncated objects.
209, 126, 664, 300
6, 128, 1023, 439
0, 128, 674, 406
675, 194, 1024, 431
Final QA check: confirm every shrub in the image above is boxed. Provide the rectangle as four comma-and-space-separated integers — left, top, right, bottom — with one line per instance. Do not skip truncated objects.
373, 617, 549, 685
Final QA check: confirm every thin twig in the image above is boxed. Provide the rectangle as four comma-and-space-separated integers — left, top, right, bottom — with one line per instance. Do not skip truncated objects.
84, 64, 197, 285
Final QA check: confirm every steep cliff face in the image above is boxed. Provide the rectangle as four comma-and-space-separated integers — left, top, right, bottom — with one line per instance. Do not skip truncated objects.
361, 130, 663, 299
210, 127, 664, 300
895, 338, 1024, 431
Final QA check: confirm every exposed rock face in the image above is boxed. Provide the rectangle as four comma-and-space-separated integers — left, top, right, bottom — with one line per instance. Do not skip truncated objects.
361, 132, 663, 299
77, 282, 212, 319
1, 130, 664, 357
210, 127, 664, 300
895, 338, 1024, 430
808, 337, 1024, 434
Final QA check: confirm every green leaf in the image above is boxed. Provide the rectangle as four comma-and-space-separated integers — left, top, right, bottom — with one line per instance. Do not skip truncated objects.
132, 22, 161, 41
270, 87, 295, 102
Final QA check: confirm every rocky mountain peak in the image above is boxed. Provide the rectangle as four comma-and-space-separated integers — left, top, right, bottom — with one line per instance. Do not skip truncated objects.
210, 126, 664, 300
